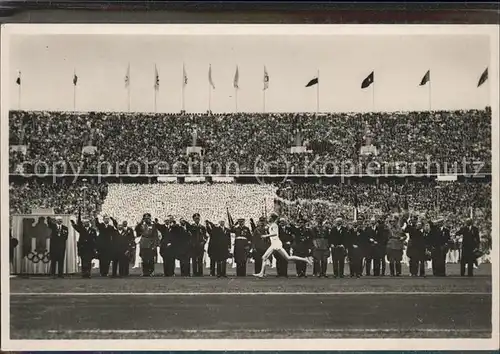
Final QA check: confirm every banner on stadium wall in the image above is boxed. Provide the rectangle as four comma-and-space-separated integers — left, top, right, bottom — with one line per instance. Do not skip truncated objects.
185, 176, 206, 183
10, 145, 27, 155
212, 177, 235, 183
360, 144, 378, 156
11, 214, 79, 275
82, 145, 97, 155
437, 175, 458, 181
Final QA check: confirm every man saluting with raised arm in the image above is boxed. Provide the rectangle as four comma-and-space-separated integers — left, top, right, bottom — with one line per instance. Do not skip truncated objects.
253, 213, 312, 278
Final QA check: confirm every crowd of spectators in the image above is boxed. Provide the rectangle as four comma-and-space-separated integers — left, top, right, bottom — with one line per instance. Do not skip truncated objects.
275, 180, 492, 250
276, 180, 491, 215
99, 182, 277, 225
9, 108, 491, 175
9, 180, 107, 216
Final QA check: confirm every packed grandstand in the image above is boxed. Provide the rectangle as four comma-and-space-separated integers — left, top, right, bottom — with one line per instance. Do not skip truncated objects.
8, 107, 493, 259
9, 108, 491, 175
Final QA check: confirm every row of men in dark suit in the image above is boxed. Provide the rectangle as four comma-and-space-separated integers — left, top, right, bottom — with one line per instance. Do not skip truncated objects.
74, 211, 224, 278
402, 217, 481, 277
72, 209, 136, 278
70, 209, 481, 278
259, 215, 481, 278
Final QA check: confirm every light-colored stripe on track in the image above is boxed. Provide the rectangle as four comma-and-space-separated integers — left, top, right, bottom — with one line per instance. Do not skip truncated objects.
45, 328, 490, 334
10, 291, 491, 296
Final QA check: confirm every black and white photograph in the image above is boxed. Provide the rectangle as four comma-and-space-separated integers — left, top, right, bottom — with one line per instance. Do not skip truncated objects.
1, 24, 498, 351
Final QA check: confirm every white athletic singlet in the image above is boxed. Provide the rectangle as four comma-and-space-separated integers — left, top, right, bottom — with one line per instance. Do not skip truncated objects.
269, 223, 283, 248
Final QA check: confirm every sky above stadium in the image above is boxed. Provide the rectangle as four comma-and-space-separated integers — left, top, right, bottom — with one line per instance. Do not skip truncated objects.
9, 33, 491, 113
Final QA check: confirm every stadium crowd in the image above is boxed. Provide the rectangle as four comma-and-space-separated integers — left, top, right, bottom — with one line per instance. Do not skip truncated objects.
9, 180, 108, 216
9, 108, 491, 175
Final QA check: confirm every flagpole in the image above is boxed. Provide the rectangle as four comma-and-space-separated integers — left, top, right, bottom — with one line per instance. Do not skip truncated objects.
128, 84, 131, 113
235, 86, 238, 113
154, 90, 157, 113
127, 63, 131, 113
263, 65, 267, 113
73, 69, 76, 112
487, 75, 490, 109
154, 64, 157, 113
182, 83, 185, 112
208, 81, 211, 113
316, 69, 320, 113
429, 73, 432, 111
372, 79, 375, 112
182, 64, 185, 112
18, 72, 21, 110
263, 89, 266, 113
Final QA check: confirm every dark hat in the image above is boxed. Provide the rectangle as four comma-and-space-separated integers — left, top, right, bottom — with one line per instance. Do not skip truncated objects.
193, 213, 200, 218
237, 218, 245, 222
143, 213, 151, 218
258, 216, 266, 222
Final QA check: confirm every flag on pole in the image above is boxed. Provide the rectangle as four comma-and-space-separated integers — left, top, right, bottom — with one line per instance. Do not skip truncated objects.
233, 66, 239, 89
420, 70, 430, 86
16, 71, 21, 85
125, 64, 130, 87
477, 67, 488, 87
263, 66, 269, 90
226, 207, 234, 229
73, 73, 78, 86
183, 64, 188, 86
306, 77, 319, 87
209, 64, 215, 89
154, 65, 159, 90
361, 71, 374, 89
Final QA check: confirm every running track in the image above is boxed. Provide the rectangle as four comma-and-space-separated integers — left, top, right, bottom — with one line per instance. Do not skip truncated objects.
9, 265, 492, 339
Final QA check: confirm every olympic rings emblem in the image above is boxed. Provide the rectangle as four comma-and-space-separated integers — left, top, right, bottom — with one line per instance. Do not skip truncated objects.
27, 251, 51, 264
41, 252, 51, 264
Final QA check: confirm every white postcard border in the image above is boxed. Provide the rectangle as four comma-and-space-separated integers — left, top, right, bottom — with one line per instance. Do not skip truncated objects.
1, 23, 498, 351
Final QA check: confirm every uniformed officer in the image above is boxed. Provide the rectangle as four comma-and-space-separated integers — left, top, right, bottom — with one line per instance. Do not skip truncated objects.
386, 216, 406, 277
233, 218, 252, 276
276, 218, 293, 277
252, 217, 270, 275
311, 217, 330, 278
135, 213, 160, 276
292, 218, 311, 278
71, 208, 97, 278
188, 213, 208, 277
